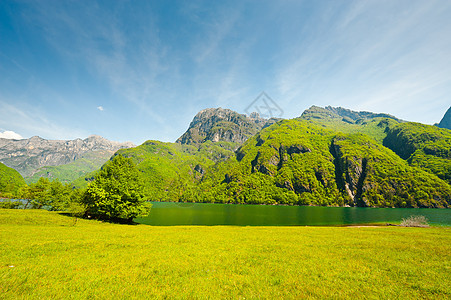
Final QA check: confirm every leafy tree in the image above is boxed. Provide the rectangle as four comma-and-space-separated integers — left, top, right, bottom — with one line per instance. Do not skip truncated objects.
27, 177, 52, 209
20, 178, 73, 210
82, 154, 151, 222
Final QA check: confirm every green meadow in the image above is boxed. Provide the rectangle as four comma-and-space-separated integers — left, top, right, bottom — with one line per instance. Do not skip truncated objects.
0, 209, 450, 299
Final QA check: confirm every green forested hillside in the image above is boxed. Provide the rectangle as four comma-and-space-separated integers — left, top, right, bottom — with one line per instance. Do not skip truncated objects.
383, 122, 451, 184
112, 140, 235, 202
25, 150, 117, 184
299, 106, 401, 143
299, 106, 451, 185
197, 120, 450, 208
0, 162, 26, 194
69, 106, 451, 208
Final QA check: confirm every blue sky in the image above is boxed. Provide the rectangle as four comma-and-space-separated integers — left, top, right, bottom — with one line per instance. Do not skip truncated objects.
1, 0, 450, 144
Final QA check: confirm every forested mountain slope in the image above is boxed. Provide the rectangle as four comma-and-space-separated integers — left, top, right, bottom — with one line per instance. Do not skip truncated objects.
299, 106, 401, 143
197, 120, 450, 208
113, 140, 236, 201
383, 122, 451, 184
73, 106, 451, 208
0, 162, 26, 194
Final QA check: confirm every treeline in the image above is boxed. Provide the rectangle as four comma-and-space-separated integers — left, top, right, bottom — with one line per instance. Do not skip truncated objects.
0, 156, 151, 222
0, 177, 84, 211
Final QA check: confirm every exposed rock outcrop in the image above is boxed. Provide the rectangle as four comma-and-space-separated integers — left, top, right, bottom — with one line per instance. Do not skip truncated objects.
330, 138, 370, 207
176, 108, 281, 146
0, 135, 134, 177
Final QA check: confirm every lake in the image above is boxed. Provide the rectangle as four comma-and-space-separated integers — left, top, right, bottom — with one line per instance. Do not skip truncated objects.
134, 202, 451, 226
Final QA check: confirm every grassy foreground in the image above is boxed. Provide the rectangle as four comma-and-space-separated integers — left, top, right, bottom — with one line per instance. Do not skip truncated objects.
0, 209, 450, 299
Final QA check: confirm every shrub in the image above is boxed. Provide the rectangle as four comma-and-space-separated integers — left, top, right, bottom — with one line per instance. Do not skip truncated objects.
400, 215, 429, 227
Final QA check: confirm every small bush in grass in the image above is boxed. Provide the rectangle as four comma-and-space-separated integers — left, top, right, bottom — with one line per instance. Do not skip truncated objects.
400, 215, 429, 227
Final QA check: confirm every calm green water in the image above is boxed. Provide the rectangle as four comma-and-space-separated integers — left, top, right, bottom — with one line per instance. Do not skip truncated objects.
134, 202, 451, 226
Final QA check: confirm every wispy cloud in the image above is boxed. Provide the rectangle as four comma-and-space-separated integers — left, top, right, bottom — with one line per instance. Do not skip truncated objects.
97, 106, 104, 111
0, 100, 87, 140
30, 2, 170, 124
274, 0, 451, 122
188, 6, 242, 64
0, 130, 23, 140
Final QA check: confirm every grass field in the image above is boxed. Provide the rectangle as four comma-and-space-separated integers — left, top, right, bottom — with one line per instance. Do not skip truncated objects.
0, 209, 450, 299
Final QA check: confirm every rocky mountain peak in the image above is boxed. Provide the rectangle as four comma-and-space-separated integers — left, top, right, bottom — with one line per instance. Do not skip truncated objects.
176, 107, 282, 145
29, 136, 44, 141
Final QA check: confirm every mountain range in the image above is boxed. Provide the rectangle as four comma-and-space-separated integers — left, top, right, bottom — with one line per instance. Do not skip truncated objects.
0, 135, 134, 183
111, 105, 451, 208
176, 108, 281, 146
1, 105, 450, 208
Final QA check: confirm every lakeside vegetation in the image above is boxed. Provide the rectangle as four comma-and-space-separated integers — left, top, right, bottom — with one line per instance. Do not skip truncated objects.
1, 209, 450, 299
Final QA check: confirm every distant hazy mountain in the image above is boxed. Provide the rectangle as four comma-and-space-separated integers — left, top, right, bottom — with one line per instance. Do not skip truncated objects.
0, 135, 135, 180
437, 106, 451, 130
176, 108, 281, 146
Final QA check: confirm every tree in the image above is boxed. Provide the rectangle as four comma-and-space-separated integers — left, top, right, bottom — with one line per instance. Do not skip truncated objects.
82, 154, 151, 222
27, 177, 52, 209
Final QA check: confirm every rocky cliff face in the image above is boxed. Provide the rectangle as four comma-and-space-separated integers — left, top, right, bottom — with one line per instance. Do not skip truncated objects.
330, 137, 370, 207
176, 108, 281, 146
0, 135, 135, 177
438, 106, 451, 130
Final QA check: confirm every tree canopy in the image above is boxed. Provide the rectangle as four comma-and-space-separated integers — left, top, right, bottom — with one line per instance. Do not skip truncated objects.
82, 154, 151, 222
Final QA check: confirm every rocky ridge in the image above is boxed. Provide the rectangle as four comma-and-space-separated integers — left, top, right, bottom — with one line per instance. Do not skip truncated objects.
176, 108, 281, 146
0, 135, 135, 177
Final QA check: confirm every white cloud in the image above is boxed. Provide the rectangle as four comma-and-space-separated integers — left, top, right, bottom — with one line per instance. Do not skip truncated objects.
97, 106, 104, 111
0, 130, 23, 140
